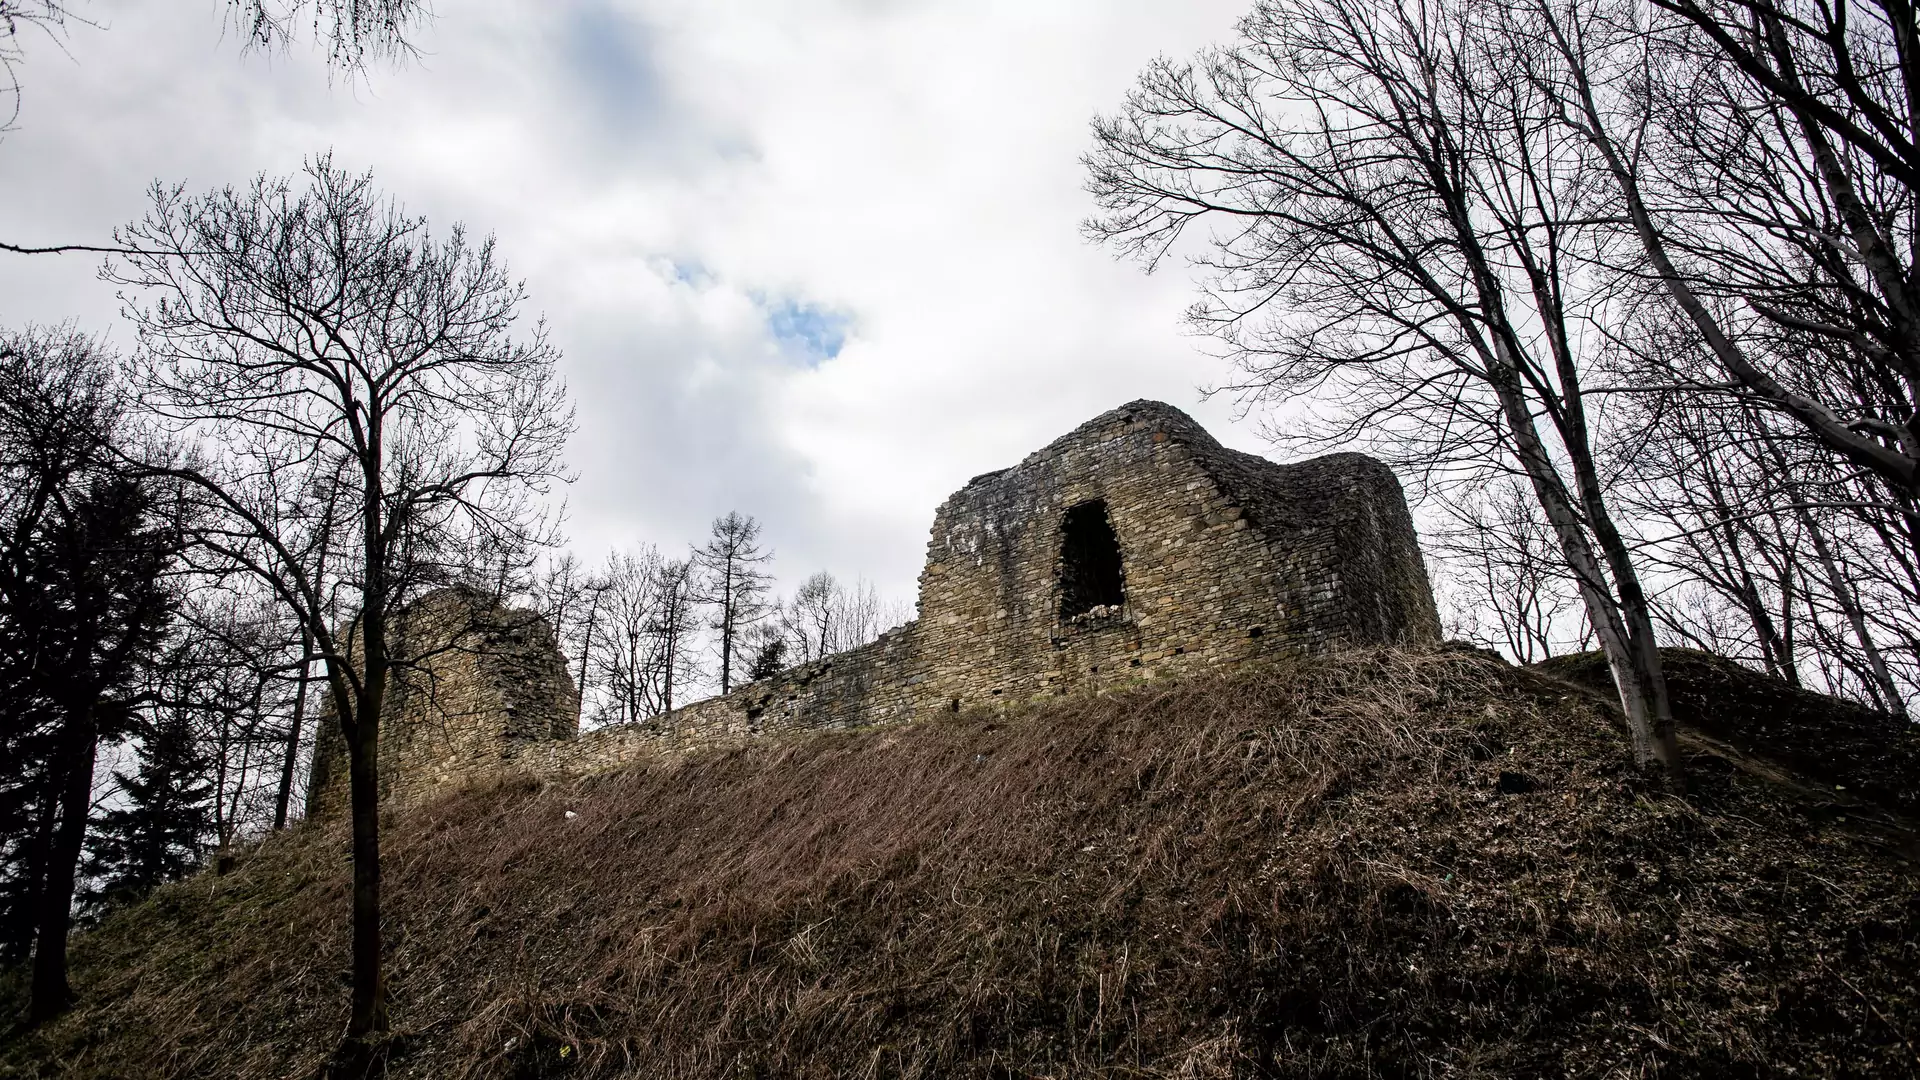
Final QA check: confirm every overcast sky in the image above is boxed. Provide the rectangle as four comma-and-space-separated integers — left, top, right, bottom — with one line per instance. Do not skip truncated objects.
0, 0, 1275, 607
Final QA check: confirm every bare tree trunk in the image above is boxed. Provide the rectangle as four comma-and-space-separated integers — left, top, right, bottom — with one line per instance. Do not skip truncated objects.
224, 735, 252, 854
717, 556, 736, 695
279, 487, 338, 830
274, 626, 315, 830
28, 703, 96, 1023
1802, 506, 1906, 717
575, 589, 600, 712
328, 631, 389, 1070
1488, 340, 1682, 781
662, 617, 676, 716
210, 705, 232, 852
1753, 419, 1909, 714
1694, 448, 1796, 681
10, 780, 59, 965
342, 451, 390, 1056
344, 707, 385, 1040
1534, 320, 1684, 782
1567, 443, 1682, 781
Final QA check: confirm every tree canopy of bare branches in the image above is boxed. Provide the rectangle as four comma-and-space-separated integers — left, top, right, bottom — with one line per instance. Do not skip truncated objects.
227, 0, 429, 71
108, 157, 572, 1059
1, 1, 426, 143
1581, 0, 1920, 500
1085, 0, 1683, 778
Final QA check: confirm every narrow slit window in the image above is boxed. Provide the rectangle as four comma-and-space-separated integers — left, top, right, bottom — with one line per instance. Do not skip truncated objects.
1059, 499, 1126, 619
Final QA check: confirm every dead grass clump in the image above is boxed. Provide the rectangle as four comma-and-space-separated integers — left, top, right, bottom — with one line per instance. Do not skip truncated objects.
4, 646, 1917, 1077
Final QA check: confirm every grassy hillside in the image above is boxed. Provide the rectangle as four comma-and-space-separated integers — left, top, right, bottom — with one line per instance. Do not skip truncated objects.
1535, 646, 1920, 817
4, 647, 1917, 1078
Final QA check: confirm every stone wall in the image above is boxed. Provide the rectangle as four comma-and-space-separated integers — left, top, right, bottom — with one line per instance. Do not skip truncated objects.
503, 622, 927, 783
307, 400, 1441, 812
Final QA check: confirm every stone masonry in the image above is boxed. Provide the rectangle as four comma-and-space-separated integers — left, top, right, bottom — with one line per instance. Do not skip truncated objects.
307, 400, 1440, 814
305, 587, 579, 817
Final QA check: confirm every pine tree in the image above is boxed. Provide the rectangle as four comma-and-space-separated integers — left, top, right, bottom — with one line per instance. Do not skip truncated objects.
83, 703, 213, 915
746, 636, 788, 682
0, 331, 180, 1019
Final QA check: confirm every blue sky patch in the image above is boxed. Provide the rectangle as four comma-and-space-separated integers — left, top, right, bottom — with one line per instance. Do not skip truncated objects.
764, 297, 853, 364
666, 259, 713, 288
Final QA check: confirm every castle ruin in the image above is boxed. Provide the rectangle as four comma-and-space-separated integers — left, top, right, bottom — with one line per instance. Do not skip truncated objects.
304, 588, 580, 817
309, 399, 1440, 814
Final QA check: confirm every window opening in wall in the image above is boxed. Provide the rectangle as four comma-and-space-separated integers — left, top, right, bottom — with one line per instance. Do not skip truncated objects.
1059, 499, 1126, 619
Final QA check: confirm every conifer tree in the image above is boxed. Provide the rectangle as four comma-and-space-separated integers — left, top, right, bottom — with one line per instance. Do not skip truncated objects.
746, 636, 788, 682
83, 703, 213, 915
0, 329, 180, 1020
694, 512, 772, 695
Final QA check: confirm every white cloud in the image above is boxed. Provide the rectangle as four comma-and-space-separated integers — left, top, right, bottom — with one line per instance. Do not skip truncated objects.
0, 0, 1268, 605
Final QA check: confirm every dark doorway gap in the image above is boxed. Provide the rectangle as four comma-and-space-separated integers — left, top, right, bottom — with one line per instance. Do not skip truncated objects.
1059, 499, 1126, 619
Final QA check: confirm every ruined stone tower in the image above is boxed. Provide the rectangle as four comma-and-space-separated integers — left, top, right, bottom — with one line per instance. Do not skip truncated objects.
905, 399, 1440, 707
305, 588, 579, 817
307, 400, 1439, 813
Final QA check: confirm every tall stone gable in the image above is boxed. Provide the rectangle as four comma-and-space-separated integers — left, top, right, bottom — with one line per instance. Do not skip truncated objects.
308, 400, 1440, 812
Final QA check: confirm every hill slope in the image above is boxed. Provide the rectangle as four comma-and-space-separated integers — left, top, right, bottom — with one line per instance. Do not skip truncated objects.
4, 648, 1918, 1078
1535, 646, 1920, 817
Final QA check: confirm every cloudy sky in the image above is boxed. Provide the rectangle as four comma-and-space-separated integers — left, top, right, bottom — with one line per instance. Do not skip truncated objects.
0, 0, 1275, 607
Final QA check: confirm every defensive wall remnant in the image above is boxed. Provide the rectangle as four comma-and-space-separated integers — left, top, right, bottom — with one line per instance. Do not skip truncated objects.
309, 399, 1440, 814
305, 588, 581, 817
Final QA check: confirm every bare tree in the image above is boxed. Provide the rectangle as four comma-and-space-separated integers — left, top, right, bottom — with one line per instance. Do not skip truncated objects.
589, 547, 703, 723
1085, 0, 1684, 779
259, 453, 348, 830
532, 551, 608, 722
776, 571, 906, 665
1529, 0, 1920, 530
782, 571, 839, 665
594, 546, 663, 726
649, 556, 701, 716
154, 588, 316, 851
1432, 478, 1583, 663
695, 511, 772, 695
1613, 377, 1918, 713
532, 552, 587, 648
1472, 0, 1920, 712
109, 158, 571, 1063
833, 576, 909, 651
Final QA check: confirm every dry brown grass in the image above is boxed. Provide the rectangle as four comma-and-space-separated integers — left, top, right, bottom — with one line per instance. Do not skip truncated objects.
1536, 646, 1920, 817
4, 646, 1917, 1078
